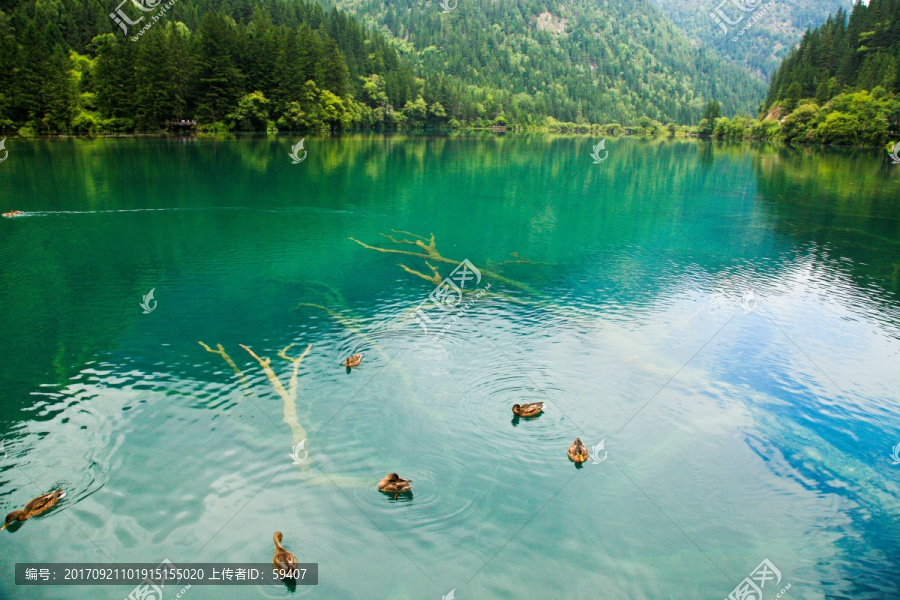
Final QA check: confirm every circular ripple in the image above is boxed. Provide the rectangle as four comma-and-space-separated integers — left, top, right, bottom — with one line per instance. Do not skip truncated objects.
454, 359, 573, 458
1, 398, 116, 515
342, 449, 496, 538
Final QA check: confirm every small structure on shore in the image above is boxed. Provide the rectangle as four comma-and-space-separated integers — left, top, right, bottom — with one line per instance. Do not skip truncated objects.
167, 119, 197, 131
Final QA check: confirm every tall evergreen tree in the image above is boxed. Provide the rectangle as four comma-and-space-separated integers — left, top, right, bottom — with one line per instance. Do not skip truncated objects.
317, 37, 350, 98
91, 33, 136, 120
194, 12, 244, 123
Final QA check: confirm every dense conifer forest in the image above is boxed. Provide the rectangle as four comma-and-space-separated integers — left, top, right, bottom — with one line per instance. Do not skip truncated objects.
0, 0, 897, 144
327, 0, 765, 124
0, 0, 764, 133
711, 0, 900, 146
0, 0, 421, 133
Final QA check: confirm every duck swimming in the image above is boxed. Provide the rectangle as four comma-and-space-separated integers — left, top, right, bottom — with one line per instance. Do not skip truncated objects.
512, 402, 544, 418
377, 473, 412, 499
272, 531, 298, 577
568, 438, 589, 463
2, 490, 65, 530
343, 353, 362, 368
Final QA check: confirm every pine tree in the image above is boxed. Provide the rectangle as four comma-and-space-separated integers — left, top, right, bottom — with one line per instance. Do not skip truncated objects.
134, 26, 175, 130
165, 22, 195, 120
39, 45, 78, 132
0, 12, 19, 129
195, 12, 244, 123
91, 33, 137, 121
317, 37, 350, 97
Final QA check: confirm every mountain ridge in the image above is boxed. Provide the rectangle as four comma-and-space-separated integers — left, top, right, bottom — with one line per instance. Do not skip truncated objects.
325, 0, 766, 122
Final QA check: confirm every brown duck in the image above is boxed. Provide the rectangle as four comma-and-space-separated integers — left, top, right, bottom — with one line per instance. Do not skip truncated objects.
377, 473, 412, 499
512, 402, 544, 418
343, 353, 362, 373
272, 531, 298, 577
2, 490, 65, 530
568, 438, 589, 463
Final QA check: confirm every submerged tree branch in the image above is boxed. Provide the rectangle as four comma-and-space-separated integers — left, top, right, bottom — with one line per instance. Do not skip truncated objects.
495, 252, 553, 266
351, 230, 538, 293
240, 343, 312, 446
198, 341, 252, 395
398, 261, 442, 285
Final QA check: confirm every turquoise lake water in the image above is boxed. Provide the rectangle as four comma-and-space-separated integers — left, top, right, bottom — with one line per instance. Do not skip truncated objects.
0, 135, 899, 599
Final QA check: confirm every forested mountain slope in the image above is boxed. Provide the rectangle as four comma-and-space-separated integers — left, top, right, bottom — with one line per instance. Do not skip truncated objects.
0, 0, 425, 132
326, 0, 766, 123
708, 0, 900, 146
765, 0, 899, 110
0, 0, 766, 133
650, 0, 853, 79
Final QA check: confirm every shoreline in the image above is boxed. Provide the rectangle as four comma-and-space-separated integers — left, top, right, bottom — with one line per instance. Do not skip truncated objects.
0, 130, 891, 149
